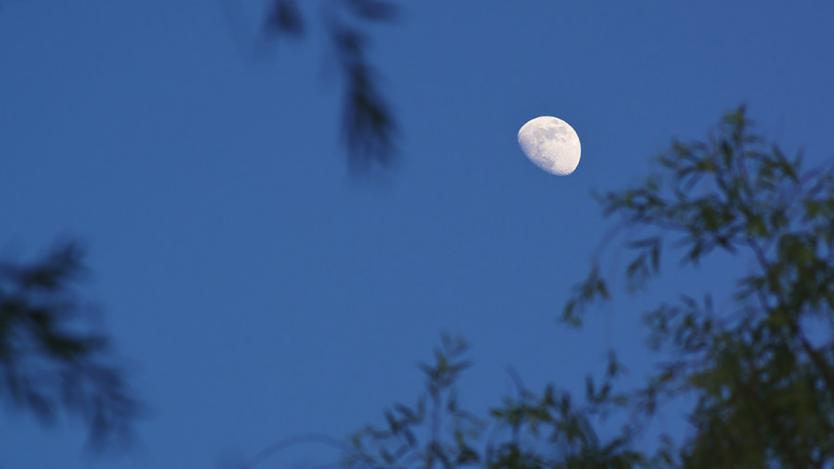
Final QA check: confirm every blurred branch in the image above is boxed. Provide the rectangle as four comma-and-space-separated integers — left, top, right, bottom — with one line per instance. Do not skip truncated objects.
260, 0, 400, 172
0, 241, 140, 450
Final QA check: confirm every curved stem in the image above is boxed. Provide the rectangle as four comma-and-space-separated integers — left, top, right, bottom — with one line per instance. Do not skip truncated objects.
237, 433, 348, 469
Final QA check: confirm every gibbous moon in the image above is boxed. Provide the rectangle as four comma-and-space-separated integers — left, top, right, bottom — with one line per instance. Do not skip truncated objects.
517, 116, 581, 175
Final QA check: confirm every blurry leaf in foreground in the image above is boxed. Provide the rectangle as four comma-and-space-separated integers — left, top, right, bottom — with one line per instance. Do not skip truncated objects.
258, 0, 399, 172
0, 241, 141, 450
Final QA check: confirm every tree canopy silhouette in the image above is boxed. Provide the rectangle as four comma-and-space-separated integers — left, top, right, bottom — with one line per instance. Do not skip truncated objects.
343, 107, 834, 467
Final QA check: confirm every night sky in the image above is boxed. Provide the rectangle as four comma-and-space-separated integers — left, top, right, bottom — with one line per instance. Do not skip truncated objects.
2, 1, 834, 467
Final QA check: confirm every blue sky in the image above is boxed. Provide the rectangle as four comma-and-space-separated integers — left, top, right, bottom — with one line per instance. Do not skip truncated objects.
2, 1, 834, 467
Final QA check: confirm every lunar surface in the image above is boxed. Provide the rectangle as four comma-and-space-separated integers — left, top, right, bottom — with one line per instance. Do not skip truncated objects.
517, 116, 581, 175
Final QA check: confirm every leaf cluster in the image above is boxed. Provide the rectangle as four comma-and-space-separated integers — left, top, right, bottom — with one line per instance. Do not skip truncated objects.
263, 0, 399, 171
344, 335, 483, 468
345, 337, 641, 468
0, 242, 140, 450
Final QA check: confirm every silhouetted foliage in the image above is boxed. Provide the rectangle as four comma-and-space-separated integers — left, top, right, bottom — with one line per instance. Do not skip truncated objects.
342, 336, 642, 468
566, 106, 834, 466
343, 335, 483, 467
0, 242, 140, 450
347, 107, 834, 467
262, 0, 399, 171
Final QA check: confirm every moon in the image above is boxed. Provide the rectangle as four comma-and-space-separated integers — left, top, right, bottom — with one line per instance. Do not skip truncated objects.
517, 116, 581, 175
